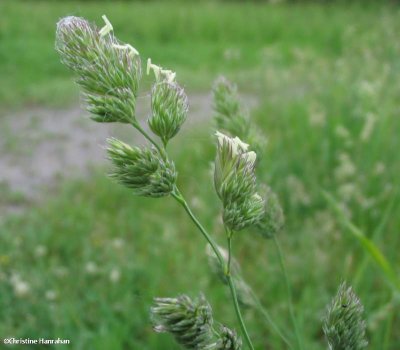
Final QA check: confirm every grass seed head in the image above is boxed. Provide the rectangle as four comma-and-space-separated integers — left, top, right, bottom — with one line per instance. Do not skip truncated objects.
149, 81, 188, 145
106, 138, 176, 197
213, 77, 249, 138
213, 77, 266, 159
252, 185, 285, 239
151, 294, 214, 349
214, 132, 264, 231
56, 15, 141, 125
323, 282, 368, 350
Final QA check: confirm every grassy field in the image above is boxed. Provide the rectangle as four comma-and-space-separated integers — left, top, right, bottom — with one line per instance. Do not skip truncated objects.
0, 0, 392, 108
1, 1, 400, 349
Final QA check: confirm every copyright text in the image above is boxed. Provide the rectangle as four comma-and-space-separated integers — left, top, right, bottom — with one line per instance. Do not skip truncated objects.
3, 338, 70, 345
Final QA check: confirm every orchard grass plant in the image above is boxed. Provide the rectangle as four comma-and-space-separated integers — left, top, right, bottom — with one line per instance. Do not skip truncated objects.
54, 15, 373, 350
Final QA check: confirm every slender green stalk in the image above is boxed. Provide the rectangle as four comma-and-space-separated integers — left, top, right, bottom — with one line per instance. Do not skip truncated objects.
227, 275, 255, 350
134, 123, 165, 157
354, 193, 396, 289
172, 188, 254, 350
383, 310, 394, 350
323, 191, 400, 292
272, 235, 303, 350
252, 293, 293, 349
226, 230, 255, 350
227, 229, 233, 275
226, 225, 292, 348
171, 188, 224, 267
136, 112, 255, 350
225, 226, 292, 348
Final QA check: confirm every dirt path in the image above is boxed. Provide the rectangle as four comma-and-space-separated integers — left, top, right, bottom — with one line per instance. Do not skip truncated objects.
0, 92, 257, 214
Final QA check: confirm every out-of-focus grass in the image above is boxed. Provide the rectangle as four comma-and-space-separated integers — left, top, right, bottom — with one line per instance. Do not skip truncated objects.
0, 0, 392, 108
1, 1, 400, 349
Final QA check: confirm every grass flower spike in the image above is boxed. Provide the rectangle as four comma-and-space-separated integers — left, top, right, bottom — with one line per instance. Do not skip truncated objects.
106, 138, 176, 197
213, 77, 249, 138
214, 132, 264, 231
56, 16, 141, 125
151, 295, 214, 349
253, 185, 285, 239
149, 81, 189, 146
214, 132, 255, 193
213, 77, 266, 157
323, 282, 368, 350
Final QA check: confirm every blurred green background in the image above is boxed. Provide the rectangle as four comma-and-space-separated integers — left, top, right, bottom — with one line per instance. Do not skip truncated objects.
0, 0, 399, 349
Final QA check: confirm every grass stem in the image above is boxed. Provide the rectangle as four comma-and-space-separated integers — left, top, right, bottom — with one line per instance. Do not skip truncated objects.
172, 188, 254, 350
250, 290, 294, 349
226, 230, 255, 350
134, 123, 165, 158
273, 235, 303, 350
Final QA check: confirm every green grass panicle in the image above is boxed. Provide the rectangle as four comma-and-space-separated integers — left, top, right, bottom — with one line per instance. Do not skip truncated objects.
323, 282, 368, 350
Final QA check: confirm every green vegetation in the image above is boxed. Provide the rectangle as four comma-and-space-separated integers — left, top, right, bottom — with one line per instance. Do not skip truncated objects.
0, 0, 397, 107
1, 1, 400, 349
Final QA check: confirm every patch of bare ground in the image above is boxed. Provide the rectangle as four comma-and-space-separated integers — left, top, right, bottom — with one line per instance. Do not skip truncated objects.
0, 92, 257, 215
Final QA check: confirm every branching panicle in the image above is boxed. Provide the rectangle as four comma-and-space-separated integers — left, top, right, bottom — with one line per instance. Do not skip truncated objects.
55, 14, 318, 350
323, 282, 368, 350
